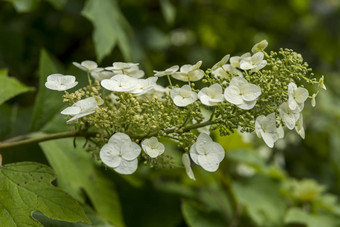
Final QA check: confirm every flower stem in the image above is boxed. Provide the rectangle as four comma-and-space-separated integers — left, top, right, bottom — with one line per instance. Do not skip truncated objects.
0, 131, 97, 152
166, 75, 173, 89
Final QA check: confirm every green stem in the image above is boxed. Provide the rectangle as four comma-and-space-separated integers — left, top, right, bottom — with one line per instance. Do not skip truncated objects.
166, 75, 173, 89
0, 131, 97, 152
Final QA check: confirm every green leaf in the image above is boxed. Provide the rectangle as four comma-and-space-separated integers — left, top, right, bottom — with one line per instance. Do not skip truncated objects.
30, 50, 64, 132
0, 69, 34, 106
160, 0, 176, 25
46, 0, 67, 10
181, 199, 227, 227
233, 175, 286, 226
0, 162, 90, 227
4, 0, 39, 12
82, 0, 132, 61
39, 138, 125, 227
284, 208, 340, 227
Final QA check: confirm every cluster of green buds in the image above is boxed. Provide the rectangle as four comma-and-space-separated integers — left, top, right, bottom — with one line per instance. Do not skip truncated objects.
44, 40, 325, 180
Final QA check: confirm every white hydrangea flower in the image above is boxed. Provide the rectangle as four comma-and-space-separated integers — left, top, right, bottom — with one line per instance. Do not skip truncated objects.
154, 65, 179, 77
61, 96, 101, 122
239, 52, 267, 72
172, 60, 204, 82
182, 153, 196, 180
73, 60, 102, 73
130, 77, 158, 96
101, 74, 138, 93
90, 70, 114, 81
171, 85, 198, 107
230, 53, 251, 68
251, 40, 268, 53
198, 83, 224, 106
100, 133, 141, 175
224, 76, 261, 110
288, 82, 309, 112
211, 54, 230, 71
189, 133, 225, 172
279, 102, 301, 130
45, 74, 78, 91
295, 114, 305, 139
211, 64, 242, 80
255, 113, 280, 148
141, 137, 165, 158
106, 62, 144, 79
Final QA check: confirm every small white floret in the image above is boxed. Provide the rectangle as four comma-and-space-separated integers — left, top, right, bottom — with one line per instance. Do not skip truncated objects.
130, 77, 158, 96
141, 137, 165, 158
189, 133, 225, 172
279, 102, 300, 130
100, 133, 141, 175
170, 85, 198, 107
288, 82, 309, 112
224, 76, 261, 110
172, 61, 204, 82
154, 65, 179, 77
239, 52, 267, 72
61, 96, 101, 122
73, 60, 102, 73
255, 113, 279, 148
45, 74, 78, 91
101, 74, 138, 93
251, 40, 268, 53
198, 83, 224, 106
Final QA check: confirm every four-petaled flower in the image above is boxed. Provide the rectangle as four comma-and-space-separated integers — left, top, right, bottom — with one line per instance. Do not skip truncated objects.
73, 60, 102, 73
288, 82, 309, 112
130, 77, 158, 96
255, 113, 280, 148
189, 133, 225, 172
279, 102, 300, 130
106, 62, 144, 78
198, 83, 224, 106
172, 61, 204, 82
224, 76, 261, 110
154, 65, 179, 77
100, 133, 141, 175
101, 74, 138, 93
61, 96, 102, 122
170, 85, 198, 107
141, 137, 165, 158
239, 52, 267, 72
251, 40, 268, 53
45, 74, 78, 91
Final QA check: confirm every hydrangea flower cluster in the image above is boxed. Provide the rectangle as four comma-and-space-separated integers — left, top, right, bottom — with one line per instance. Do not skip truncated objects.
45, 40, 325, 179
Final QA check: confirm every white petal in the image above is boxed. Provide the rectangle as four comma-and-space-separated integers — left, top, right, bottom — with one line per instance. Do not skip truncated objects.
82, 60, 98, 70
109, 132, 131, 144
295, 87, 309, 103
189, 143, 199, 165
187, 70, 204, 81
122, 142, 141, 161
224, 86, 242, 105
195, 133, 213, 155
182, 153, 196, 180
237, 100, 257, 110
114, 158, 138, 175
261, 132, 277, 148
61, 106, 81, 115
241, 84, 261, 101
66, 111, 95, 122
197, 154, 221, 172
100, 144, 121, 168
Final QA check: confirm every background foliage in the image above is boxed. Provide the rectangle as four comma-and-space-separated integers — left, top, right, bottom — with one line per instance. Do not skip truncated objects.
0, 0, 340, 226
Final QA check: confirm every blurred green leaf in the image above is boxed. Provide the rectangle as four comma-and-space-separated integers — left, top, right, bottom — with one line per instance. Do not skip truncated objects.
181, 199, 226, 227
39, 138, 125, 227
0, 69, 34, 106
30, 50, 64, 132
233, 175, 286, 226
0, 162, 90, 226
82, 0, 132, 62
160, 0, 176, 25
284, 207, 340, 227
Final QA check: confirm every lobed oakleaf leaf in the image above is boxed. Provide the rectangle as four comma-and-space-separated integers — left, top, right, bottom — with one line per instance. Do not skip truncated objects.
0, 162, 90, 227
39, 138, 125, 227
